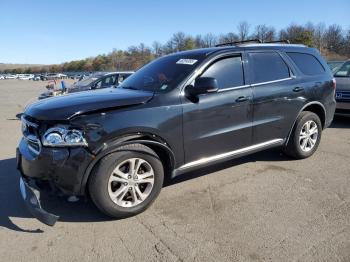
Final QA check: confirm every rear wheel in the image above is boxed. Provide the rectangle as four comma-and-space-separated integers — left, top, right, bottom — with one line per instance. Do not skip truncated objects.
283, 111, 322, 159
89, 144, 164, 218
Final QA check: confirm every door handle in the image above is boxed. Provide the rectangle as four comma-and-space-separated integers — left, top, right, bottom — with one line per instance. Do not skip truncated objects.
236, 96, 249, 102
293, 87, 304, 92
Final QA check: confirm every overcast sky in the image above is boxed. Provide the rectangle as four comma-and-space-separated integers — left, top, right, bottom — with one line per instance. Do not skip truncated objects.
1, 0, 349, 64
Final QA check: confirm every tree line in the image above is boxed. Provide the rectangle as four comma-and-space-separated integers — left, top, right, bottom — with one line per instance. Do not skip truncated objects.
4, 22, 350, 74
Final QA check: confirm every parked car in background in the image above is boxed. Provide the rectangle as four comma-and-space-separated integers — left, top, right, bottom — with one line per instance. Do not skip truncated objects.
57, 73, 68, 79
18, 74, 34, 80
67, 71, 133, 93
38, 71, 133, 99
0, 75, 5, 80
33, 74, 41, 81
327, 60, 345, 73
18, 42, 336, 225
5, 74, 17, 79
334, 60, 350, 116
42, 73, 66, 80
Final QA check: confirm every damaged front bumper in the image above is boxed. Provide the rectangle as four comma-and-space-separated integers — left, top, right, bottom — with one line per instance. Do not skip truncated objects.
19, 176, 59, 226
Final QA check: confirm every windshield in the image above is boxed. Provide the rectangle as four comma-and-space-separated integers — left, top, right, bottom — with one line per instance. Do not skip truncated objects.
71, 76, 98, 87
118, 54, 205, 93
334, 61, 350, 77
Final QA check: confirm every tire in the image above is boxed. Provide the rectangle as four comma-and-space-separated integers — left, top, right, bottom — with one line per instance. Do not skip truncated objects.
89, 143, 164, 218
283, 111, 322, 159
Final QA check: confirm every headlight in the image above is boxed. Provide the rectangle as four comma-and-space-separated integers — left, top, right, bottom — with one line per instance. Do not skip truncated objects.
42, 127, 87, 147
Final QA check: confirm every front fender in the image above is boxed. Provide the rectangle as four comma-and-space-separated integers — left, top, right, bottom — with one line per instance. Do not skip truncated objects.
79, 136, 175, 195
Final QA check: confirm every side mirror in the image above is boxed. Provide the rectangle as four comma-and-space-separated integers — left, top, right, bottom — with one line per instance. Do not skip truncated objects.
186, 77, 219, 96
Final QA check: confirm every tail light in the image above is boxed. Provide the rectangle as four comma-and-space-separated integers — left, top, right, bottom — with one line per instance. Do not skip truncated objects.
332, 78, 336, 89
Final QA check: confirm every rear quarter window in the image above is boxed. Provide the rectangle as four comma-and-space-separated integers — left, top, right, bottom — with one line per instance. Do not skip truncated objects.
287, 52, 325, 76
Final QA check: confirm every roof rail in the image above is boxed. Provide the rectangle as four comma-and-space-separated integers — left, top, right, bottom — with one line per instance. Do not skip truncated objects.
263, 40, 290, 44
215, 39, 262, 47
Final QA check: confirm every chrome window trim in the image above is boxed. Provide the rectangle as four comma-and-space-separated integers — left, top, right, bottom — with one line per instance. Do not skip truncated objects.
218, 77, 294, 92
179, 139, 284, 170
218, 84, 250, 92
251, 77, 293, 87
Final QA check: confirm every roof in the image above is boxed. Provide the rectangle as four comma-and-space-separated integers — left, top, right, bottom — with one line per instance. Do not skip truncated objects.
169, 43, 315, 58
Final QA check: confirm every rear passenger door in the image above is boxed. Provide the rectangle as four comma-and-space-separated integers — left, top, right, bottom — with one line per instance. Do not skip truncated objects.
247, 51, 306, 144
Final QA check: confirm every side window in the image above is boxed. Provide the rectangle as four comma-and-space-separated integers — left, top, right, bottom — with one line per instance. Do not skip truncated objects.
334, 61, 350, 77
201, 56, 244, 89
249, 52, 290, 84
287, 52, 325, 76
101, 75, 117, 87
118, 74, 127, 85
94, 79, 102, 89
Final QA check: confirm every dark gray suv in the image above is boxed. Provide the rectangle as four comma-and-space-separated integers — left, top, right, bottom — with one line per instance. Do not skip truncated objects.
17, 42, 336, 225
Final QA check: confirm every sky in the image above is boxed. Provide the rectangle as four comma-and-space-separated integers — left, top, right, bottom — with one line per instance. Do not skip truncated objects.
0, 0, 349, 64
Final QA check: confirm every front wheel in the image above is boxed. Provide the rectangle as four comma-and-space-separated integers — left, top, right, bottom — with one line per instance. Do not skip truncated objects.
89, 144, 164, 218
283, 111, 322, 159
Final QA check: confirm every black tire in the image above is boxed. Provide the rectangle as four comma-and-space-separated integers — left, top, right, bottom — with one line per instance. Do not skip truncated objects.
283, 111, 322, 159
88, 143, 164, 218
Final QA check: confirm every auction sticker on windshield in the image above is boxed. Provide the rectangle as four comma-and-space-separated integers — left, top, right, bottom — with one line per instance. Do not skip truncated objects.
176, 59, 198, 65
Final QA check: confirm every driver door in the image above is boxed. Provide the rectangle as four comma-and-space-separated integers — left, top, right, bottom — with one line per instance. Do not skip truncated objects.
182, 54, 253, 165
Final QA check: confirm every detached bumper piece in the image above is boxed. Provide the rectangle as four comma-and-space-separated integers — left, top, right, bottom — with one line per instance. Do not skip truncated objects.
19, 177, 59, 226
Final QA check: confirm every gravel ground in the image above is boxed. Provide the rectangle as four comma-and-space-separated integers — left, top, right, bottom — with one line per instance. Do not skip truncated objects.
0, 80, 349, 262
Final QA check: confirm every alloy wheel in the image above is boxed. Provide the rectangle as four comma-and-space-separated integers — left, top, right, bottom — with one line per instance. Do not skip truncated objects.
299, 120, 318, 152
108, 158, 155, 207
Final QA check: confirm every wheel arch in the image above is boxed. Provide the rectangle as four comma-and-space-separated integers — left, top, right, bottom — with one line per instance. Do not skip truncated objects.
286, 101, 326, 145
80, 133, 175, 195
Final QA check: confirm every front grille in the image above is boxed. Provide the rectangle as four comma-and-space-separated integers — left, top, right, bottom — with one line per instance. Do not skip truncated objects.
336, 91, 350, 101
21, 115, 41, 154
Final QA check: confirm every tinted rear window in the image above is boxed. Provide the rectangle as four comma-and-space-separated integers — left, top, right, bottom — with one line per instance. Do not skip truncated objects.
249, 52, 290, 84
287, 52, 325, 75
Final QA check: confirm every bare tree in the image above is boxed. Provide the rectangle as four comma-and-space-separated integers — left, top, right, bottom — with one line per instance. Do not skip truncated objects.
279, 24, 313, 45
313, 23, 326, 51
218, 32, 239, 44
253, 24, 276, 42
194, 35, 204, 48
237, 21, 250, 41
201, 33, 217, 47
344, 28, 350, 56
152, 41, 163, 57
324, 24, 344, 53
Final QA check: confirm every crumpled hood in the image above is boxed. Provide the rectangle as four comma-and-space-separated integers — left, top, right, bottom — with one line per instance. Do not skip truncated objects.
25, 88, 153, 121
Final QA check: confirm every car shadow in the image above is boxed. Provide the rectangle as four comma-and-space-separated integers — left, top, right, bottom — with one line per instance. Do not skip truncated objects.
0, 157, 110, 233
164, 148, 290, 187
0, 147, 289, 232
329, 115, 350, 128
